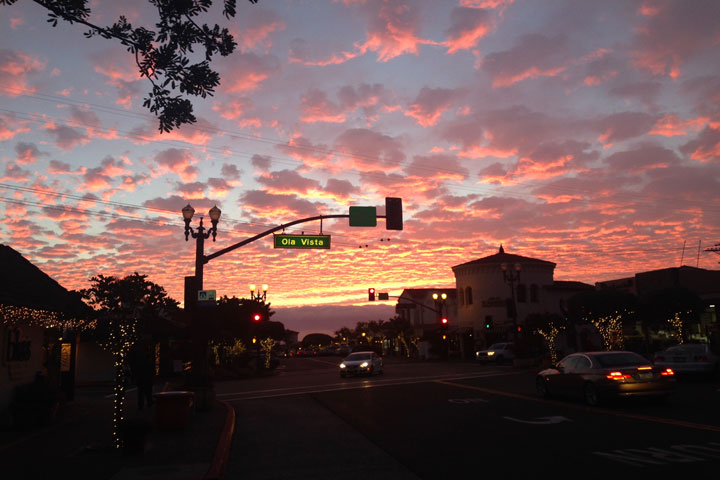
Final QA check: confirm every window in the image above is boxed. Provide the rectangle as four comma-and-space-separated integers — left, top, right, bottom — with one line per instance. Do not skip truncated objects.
517, 284, 527, 303
530, 284, 538, 303
465, 286, 473, 305
458, 287, 464, 306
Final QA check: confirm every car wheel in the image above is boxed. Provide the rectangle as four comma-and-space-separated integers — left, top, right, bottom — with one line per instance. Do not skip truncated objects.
536, 377, 550, 398
340, 372, 346, 378
496, 355, 504, 365
583, 383, 600, 406
369, 367, 374, 376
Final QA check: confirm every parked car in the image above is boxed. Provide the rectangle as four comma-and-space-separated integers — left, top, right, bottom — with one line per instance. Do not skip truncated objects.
339, 351, 383, 377
476, 343, 515, 364
654, 343, 719, 378
536, 351, 676, 406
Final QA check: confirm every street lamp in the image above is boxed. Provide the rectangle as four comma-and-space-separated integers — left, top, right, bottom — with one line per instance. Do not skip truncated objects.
250, 283, 269, 301
182, 204, 221, 297
501, 262, 521, 342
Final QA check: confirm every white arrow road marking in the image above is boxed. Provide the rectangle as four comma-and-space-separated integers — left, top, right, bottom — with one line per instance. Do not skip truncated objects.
503, 415, 572, 425
448, 398, 489, 404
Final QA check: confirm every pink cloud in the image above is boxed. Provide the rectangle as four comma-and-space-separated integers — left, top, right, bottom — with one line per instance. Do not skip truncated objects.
300, 83, 396, 125
43, 121, 90, 151
404, 87, 464, 127
221, 53, 280, 93
47, 160, 85, 176
604, 145, 679, 174
300, 89, 347, 123
212, 97, 262, 127
680, 127, 720, 162
631, 0, 720, 79
0, 113, 31, 140
14, 142, 44, 164
334, 128, 405, 171
257, 169, 322, 197
276, 136, 336, 170
291, 2, 435, 65
0, 163, 32, 182
649, 114, 709, 137
483, 34, 569, 88
240, 190, 325, 220
406, 154, 468, 182
233, 7, 286, 52
594, 112, 657, 146
128, 118, 215, 146
153, 148, 199, 182
0, 49, 45, 96
444, 7, 493, 54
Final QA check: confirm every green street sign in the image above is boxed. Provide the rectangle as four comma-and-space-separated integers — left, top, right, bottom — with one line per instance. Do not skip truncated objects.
274, 234, 331, 249
349, 206, 377, 226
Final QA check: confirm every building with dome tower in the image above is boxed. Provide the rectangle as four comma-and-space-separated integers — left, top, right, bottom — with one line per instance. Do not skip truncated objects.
452, 246, 593, 347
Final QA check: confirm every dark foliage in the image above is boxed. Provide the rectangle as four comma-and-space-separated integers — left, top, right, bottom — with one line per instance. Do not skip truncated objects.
1, 0, 258, 132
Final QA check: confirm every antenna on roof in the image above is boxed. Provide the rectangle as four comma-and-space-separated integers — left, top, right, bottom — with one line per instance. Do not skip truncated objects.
499, 244, 505, 254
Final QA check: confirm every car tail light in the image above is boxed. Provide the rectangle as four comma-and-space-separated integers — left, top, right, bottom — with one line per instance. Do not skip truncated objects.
606, 371, 631, 380
660, 368, 674, 376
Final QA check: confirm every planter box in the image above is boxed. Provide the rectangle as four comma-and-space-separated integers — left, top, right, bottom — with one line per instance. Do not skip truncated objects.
153, 391, 194, 431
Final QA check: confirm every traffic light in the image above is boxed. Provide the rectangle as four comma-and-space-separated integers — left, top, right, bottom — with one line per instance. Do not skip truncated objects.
252, 337, 257, 344
368, 288, 376, 301
253, 313, 262, 322
441, 317, 448, 325
385, 197, 403, 231
485, 318, 493, 329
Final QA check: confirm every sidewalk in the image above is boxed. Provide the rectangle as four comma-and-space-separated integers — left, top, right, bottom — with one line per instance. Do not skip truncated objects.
0, 384, 235, 480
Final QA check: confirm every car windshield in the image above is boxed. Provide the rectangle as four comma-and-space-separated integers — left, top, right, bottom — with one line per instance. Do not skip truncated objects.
489, 343, 506, 350
345, 353, 372, 361
593, 352, 648, 367
666, 344, 707, 354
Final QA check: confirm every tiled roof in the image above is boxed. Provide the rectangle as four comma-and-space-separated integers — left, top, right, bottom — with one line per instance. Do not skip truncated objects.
452, 245, 556, 270
0, 244, 88, 313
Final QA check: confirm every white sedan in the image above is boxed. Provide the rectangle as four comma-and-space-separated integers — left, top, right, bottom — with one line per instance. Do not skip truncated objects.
476, 342, 515, 364
654, 343, 719, 378
339, 351, 384, 377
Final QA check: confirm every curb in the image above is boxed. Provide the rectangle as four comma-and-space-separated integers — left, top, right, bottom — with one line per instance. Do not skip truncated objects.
203, 400, 235, 480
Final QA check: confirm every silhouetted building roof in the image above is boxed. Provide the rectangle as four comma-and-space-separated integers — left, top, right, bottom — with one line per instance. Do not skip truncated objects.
0, 244, 88, 314
452, 245, 556, 270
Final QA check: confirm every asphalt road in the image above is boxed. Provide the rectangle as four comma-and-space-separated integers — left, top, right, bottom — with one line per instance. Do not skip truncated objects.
217, 356, 720, 479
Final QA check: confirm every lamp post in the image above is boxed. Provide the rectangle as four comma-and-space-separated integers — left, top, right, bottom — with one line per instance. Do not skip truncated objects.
181, 204, 220, 407
182, 204, 221, 298
250, 284, 269, 302
501, 262, 521, 342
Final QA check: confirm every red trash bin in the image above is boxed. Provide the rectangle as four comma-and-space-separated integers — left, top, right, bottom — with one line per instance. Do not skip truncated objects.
153, 391, 194, 430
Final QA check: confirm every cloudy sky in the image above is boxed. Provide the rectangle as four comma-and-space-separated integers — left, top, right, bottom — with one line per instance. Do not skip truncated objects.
1, 0, 719, 338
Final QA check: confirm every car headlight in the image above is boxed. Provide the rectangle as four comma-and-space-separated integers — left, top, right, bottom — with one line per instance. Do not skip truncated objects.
360, 362, 369, 368
487, 351, 495, 356
340, 363, 346, 369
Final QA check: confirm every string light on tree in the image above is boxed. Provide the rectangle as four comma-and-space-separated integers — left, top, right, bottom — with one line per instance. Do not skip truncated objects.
535, 322, 565, 364
587, 311, 627, 351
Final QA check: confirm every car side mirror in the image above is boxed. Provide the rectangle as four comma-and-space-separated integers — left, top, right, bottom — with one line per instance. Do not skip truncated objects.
553, 364, 563, 372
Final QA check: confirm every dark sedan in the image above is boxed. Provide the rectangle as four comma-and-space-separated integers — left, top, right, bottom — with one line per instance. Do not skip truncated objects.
536, 351, 676, 406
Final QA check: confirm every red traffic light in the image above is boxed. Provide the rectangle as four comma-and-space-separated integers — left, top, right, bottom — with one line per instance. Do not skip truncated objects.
253, 314, 261, 322
368, 288, 376, 301
441, 317, 448, 325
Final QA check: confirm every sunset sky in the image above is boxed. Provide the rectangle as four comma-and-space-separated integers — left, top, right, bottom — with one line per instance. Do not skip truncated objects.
1, 0, 719, 338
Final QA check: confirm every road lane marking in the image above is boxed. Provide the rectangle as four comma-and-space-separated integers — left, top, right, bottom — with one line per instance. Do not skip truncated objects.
435, 380, 720, 433
220, 371, 525, 402
503, 415, 571, 425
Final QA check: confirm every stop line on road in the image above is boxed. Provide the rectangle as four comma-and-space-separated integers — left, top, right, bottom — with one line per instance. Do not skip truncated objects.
217, 370, 523, 402
593, 442, 720, 466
